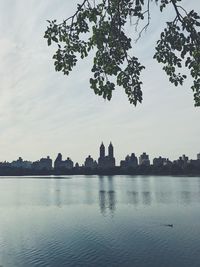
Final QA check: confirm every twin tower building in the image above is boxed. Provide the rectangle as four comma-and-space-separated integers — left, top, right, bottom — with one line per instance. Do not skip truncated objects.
85, 142, 116, 169
54, 142, 115, 170
98, 142, 115, 168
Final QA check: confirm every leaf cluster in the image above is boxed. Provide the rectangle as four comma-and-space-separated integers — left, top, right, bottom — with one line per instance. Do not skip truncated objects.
154, 4, 200, 106
44, 0, 200, 106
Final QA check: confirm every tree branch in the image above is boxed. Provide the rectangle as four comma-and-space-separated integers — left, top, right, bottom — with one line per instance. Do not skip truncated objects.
171, 0, 184, 23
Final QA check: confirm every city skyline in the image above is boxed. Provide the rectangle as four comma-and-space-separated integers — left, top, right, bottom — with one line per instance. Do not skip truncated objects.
0, 1, 199, 164
1, 142, 199, 168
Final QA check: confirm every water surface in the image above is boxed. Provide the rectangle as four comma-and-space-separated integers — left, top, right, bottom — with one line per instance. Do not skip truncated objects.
0, 175, 200, 267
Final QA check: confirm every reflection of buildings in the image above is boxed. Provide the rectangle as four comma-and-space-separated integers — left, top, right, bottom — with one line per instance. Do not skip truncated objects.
142, 192, 151, 205
179, 177, 191, 205
54, 153, 73, 169
99, 191, 106, 215
99, 177, 107, 215
98, 177, 116, 216
55, 179, 61, 207
108, 177, 115, 213
127, 191, 139, 205
180, 191, 191, 204
98, 143, 115, 169
141, 177, 152, 205
98, 176, 200, 211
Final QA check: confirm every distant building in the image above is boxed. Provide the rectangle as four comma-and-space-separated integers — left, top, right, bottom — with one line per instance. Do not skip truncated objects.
11, 157, 32, 169
54, 153, 62, 169
65, 157, 74, 169
153, 156, 167, 167
98, 142, 115, 169
164, 158, 173, 166
54, 153, 73, 169
174, 155, 189, 168
120, 153, 138, 168
75, 162, 80, 168
182, 154, 189, 162
84, 155, 97, 169
189, 159, 200, 168
0, 161, 11, 167
189, 154, 200, 168
32, 156, 52, 171
139, 153, 150, 166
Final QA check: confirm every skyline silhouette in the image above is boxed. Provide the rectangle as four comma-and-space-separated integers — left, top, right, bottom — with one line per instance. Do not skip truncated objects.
0, 142, 199, 168
0, 142, 199, 176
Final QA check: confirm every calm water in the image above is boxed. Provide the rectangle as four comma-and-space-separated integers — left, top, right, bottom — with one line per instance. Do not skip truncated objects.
0, 175, 200, 267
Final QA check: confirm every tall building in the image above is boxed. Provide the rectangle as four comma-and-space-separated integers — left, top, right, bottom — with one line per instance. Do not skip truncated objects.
98, 142, 115, 169
84, 155, 97, 169
65, 157, 74, 169
100, 143, 105, 158
182, 154, 189, 162
54, 153, 73, 169
120, 153, 138, 168
54, 153, 63, 169
174, 155, 189, 168
139, 153, 150, 166
32, 156, 52, 171
153, 156, 166, 167
11, 157, 32, 169
108, 142, 114, 158
197, 153, 200, 160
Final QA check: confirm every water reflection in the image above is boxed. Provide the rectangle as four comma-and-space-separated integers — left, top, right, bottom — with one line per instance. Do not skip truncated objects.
0, 176, 200, 214
179, 178, 191, 204
98, 176, 116, 216
155, 191, 173, 204
55, 179, 61, 207
1, 176, 200, 267
180, 191, 191, 205
142, 191, 151, 205
85, 178, 95, 205
127, 191, 139, 206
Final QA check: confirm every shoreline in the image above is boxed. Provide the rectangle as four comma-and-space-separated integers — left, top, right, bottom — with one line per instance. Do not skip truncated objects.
0, 174, 199, 178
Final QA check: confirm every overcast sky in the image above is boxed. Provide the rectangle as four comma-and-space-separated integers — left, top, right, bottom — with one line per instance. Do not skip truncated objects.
0, 0, 199, 165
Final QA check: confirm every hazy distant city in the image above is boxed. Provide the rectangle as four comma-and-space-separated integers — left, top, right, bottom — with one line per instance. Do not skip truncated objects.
0, 142, 199, 176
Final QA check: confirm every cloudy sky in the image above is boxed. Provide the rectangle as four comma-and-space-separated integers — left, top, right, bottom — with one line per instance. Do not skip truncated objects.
0, 0, 199, 165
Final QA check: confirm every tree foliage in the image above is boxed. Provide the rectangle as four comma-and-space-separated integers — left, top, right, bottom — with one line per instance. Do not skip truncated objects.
44, 0, 200, 106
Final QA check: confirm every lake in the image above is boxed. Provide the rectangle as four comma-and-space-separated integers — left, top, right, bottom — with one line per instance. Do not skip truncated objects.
0, 175, 200, 267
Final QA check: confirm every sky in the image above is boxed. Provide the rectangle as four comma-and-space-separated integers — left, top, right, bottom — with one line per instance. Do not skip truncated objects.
0, 0, 199, 165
